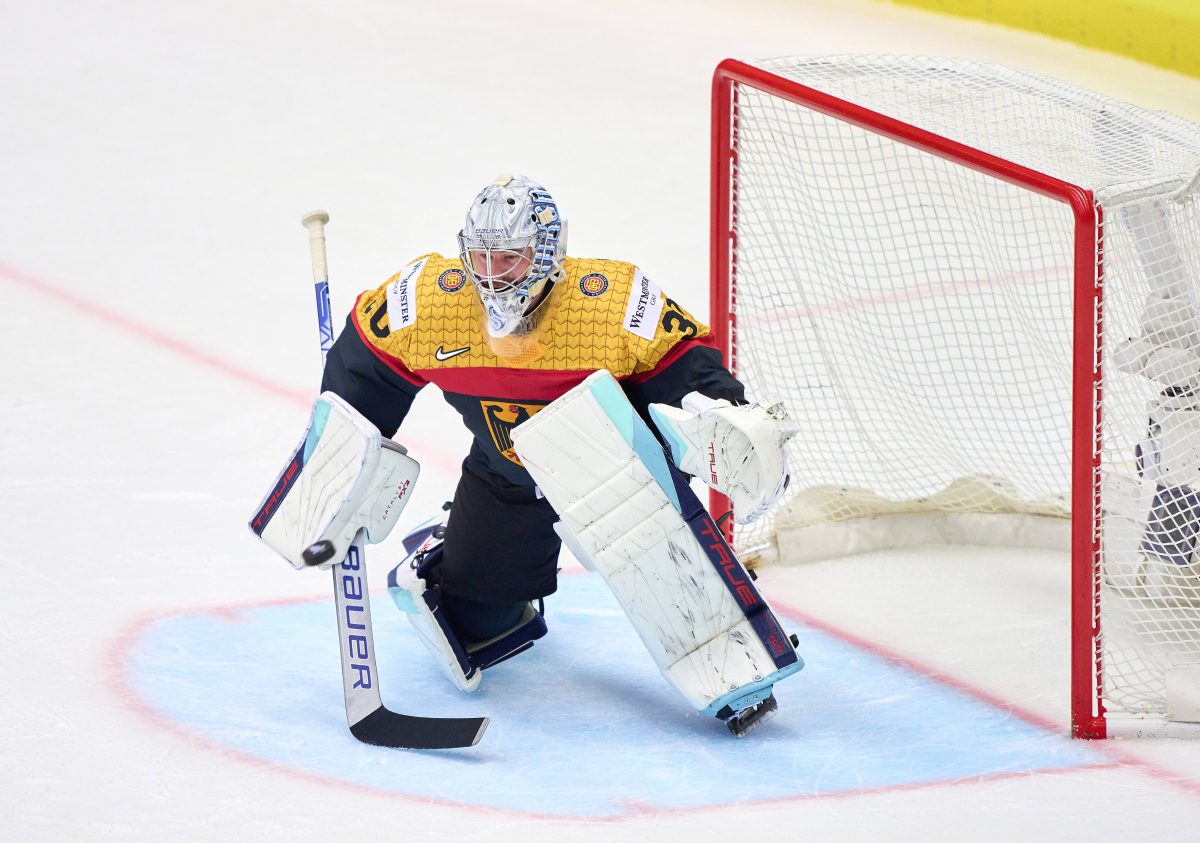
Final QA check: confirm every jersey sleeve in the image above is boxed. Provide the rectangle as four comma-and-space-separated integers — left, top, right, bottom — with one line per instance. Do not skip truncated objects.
320, 309, 426, 438
619, 283, 746, 417
622, 339, 746, 418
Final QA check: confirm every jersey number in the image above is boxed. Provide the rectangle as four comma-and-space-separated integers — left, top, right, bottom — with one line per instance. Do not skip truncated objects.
661, 296, 698, 339
365, 300, 391, 339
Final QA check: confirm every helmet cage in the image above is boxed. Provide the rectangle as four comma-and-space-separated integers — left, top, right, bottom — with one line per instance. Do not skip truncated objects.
457, 179, 565, 338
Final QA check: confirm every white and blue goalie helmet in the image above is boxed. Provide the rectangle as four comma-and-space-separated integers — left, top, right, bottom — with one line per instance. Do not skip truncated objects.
457, 174, 566, 339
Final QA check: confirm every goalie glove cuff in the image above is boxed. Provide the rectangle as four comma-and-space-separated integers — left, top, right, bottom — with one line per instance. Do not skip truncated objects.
649, 392, 796, 524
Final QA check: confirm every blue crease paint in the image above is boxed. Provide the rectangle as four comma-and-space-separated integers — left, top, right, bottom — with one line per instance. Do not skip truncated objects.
127, 576, 1106, 817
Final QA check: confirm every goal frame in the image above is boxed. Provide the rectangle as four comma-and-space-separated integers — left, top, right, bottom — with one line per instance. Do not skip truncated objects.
708, 58, 1107, 738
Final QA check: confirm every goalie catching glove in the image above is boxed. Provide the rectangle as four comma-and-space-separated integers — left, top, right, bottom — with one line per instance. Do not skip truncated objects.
650, 393, 797, 524
249, 391, 420, 569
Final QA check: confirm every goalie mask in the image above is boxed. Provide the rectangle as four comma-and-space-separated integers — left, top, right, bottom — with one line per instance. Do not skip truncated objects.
458, 175, 566, 351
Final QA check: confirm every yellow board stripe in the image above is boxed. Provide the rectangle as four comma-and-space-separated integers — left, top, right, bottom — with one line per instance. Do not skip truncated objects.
888, 0, 1200, 78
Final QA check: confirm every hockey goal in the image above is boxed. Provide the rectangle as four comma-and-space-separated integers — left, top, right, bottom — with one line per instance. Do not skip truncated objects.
711, 56, 1200, 738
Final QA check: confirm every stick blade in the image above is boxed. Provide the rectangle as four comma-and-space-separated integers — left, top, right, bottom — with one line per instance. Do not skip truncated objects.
349, 707, 489, 749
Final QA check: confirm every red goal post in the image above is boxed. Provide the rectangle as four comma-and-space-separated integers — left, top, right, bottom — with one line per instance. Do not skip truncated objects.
709, 56, 1200, 738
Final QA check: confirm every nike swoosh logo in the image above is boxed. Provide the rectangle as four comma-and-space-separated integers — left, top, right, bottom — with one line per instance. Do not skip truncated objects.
435, 345, 470, 361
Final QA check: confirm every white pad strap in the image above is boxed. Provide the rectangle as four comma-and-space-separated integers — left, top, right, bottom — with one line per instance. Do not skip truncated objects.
512, 371, 802, 715
649, 393, 795, 525
251, 391, 420, 569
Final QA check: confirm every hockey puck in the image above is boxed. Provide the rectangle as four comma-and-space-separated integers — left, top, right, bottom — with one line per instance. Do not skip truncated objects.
302, 540, 337, 567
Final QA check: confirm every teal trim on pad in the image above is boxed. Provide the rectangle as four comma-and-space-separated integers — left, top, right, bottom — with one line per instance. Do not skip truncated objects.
303, 399, 331, 463
587, 372, 634, 444
586, 372, 682, 514
648, 404, 690, 467
704, 659, 806, 718
387, 584, 420, 614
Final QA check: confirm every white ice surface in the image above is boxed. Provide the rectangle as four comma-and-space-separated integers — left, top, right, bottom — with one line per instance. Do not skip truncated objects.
2, 0, 1200, 840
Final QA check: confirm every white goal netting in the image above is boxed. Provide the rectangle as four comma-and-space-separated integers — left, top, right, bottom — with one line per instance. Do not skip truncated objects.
719, 55, 1200, 732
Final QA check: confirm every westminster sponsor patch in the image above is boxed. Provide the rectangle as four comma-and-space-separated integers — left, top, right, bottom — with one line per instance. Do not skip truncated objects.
481, 400, 544, 465
622, 270, 663, 340
437, 268, 467, 293
386, 257, 427, 331
579, 273, 609, 297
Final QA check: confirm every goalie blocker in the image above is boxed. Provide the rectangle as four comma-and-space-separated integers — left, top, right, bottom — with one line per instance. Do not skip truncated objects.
511, 370, 804, 735
250, 391, 419, 569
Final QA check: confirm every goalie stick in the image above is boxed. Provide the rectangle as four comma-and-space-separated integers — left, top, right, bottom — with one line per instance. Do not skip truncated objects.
301, 210, 488, 750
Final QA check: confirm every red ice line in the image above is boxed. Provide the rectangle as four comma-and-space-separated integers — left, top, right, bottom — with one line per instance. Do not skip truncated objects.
773, 596, 1200, 802
0, 262, 314, 406
8, 261, 1193, 814
0, 261, 463, 475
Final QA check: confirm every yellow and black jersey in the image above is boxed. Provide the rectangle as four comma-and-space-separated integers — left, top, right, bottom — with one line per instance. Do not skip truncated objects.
321, 253, 744, 486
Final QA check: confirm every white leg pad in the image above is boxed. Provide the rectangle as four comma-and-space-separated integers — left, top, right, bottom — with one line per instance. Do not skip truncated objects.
663, 620, 783, 712
513, 371, 802, 716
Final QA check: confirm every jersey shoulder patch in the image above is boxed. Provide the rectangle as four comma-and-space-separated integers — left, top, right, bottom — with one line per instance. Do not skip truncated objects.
553, 258, 708, 375
353, 253, 450, 360
384, 254, 432, 332
359, 252, 547, 372
620, 268, 666, 340
594, 262, 708, 373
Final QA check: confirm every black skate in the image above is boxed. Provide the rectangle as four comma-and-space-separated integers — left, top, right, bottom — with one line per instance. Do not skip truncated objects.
716, 689, 780, 738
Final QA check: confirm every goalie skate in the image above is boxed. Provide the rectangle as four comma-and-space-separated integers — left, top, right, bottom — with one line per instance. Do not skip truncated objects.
387, 513, 548, 692
721, 691, 779, 738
